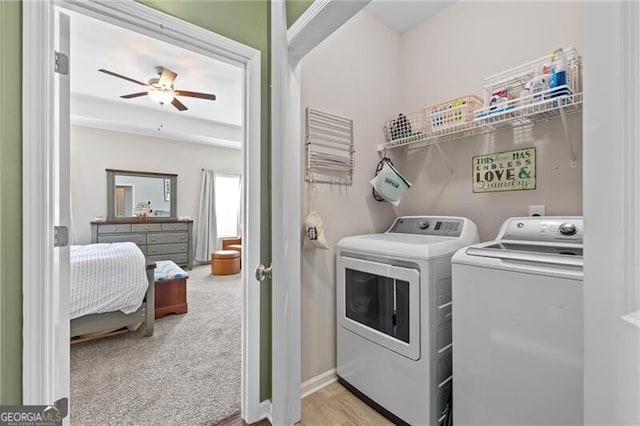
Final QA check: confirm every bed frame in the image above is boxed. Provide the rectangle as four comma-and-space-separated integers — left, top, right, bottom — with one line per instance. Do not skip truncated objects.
70, 260, 156, 338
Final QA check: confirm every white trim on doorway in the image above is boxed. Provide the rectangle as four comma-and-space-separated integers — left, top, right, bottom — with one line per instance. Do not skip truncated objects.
287, 0, 371, 59
583, 2, 640, 423
22, 1, 264, 423
268, 0, 369, 423
270, 2, 302, 424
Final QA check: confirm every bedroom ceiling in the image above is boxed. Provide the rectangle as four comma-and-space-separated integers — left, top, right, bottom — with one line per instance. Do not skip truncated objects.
69, 10, 243, 149
364, 0, 454, 35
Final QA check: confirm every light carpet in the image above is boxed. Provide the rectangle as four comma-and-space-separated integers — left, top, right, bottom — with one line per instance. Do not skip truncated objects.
70, 265, 242, 425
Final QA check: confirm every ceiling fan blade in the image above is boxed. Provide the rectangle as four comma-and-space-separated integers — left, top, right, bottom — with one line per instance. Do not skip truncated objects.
171, 98, 188, 111
98, 69, 147, 86
174, 90, 216, 101
120, 92, 149, 99
159, 68, 178, 87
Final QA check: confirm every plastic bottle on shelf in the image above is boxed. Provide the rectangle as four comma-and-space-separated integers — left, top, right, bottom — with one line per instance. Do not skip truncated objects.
530, 69, 549, 101
550, 48, 568, 97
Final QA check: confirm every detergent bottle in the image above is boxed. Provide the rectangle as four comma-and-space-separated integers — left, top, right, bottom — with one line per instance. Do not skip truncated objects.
530, 69, 549, 101
550, 48, 568, 97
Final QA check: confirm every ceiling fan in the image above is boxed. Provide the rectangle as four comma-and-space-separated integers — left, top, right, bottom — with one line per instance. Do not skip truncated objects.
98, 66, 216, 111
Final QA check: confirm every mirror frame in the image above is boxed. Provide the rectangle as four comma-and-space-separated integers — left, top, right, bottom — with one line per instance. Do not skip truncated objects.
106, 169, 178, 221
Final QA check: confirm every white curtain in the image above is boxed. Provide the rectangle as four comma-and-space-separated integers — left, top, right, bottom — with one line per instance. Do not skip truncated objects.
194, 169, 218, 263
237, 174, 243, 238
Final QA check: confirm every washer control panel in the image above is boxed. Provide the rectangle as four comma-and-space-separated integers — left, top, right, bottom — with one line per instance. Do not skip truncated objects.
499, 217, 583, 243
387, 216, 464, 237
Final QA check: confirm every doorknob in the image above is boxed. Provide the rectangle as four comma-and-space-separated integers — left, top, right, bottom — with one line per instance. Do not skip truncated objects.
255, 264, 272, 282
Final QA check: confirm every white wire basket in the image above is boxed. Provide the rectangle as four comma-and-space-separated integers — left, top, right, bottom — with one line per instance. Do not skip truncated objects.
426, 95, 483, 134
475, 47, 582, 122
383, 111, 429, 144
383, 95, 482, 144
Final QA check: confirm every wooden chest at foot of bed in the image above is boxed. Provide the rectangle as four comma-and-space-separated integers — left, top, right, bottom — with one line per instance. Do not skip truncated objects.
155, 278, 188, 319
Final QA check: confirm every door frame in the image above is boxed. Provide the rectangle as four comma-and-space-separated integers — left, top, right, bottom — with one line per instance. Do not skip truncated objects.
583, 2, 640, 423
270, 3, 302, 424
269, 1, 369, 423
22, 0, 265, 422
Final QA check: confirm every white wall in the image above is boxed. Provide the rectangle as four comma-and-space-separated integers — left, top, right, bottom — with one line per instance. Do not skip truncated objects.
299, 11, 401, 382
70, 125, 242, 244
395, 1, 583, 241
299, 1, 584, 381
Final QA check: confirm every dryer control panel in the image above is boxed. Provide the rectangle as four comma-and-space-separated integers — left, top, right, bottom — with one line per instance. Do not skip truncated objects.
387, 216, 464, 237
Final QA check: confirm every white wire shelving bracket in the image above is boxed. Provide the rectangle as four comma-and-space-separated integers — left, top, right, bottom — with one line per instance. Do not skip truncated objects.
305, 107, 354, 185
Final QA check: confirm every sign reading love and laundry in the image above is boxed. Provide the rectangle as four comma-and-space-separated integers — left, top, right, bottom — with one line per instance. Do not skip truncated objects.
473, 147, 536, 193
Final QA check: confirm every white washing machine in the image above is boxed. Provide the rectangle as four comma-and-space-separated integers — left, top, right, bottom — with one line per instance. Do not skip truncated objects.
336, 216, 479, 425
452, 217, 583, 425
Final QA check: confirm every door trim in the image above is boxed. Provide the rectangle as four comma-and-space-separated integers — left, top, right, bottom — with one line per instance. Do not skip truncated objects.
583, 2, 640, 423
269, 1, 369, 423
270, 2, 302, 424
287, 0, 371, 59
22, 1, 264, 422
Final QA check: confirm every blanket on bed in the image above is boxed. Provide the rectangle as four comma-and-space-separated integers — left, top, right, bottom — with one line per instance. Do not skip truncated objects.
70, 242, 148, 320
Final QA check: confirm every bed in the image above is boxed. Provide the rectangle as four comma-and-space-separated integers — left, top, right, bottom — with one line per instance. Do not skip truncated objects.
70, 242, 156, 338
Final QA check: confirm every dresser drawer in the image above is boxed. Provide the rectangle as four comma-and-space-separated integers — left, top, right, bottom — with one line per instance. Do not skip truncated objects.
148, 253, 189, 265
97, 234, 146, 246
137, 245, 147, 255
98, 224, 131, 234
147, 243, 188, 256
132, 223, 162, 232
161, 223, 189, 231
147, 232, 188, 245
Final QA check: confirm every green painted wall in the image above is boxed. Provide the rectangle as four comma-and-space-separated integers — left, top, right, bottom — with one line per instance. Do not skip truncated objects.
286, 0, 314, 28
0, 0, 23, 405
0, 0, 272, 404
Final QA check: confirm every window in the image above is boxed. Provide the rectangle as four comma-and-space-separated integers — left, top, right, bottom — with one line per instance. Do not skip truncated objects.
215, 173, 241, 238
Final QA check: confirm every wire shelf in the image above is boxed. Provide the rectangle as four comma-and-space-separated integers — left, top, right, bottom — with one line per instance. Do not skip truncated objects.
481, 47, 582, 108
378, 48, 583, 156
378, 92, 582, 152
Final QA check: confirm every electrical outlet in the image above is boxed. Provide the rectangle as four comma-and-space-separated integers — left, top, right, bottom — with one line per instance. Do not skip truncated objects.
529, 205, 546, 217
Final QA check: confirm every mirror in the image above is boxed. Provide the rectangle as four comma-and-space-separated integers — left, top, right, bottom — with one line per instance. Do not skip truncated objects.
106, 169, 177, 220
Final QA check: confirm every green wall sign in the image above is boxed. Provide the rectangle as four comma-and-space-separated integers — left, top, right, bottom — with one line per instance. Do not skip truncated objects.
473, 147, 536, 193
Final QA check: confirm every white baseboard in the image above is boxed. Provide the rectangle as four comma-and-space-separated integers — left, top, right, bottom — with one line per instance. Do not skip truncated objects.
301, 368, 337, 398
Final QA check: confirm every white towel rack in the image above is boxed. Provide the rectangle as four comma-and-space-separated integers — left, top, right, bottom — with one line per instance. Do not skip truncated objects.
305, 107, 354, 185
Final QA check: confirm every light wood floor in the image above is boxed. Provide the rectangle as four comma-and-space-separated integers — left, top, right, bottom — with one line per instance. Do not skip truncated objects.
297, 381, 392, 426
216, 381, 392, 426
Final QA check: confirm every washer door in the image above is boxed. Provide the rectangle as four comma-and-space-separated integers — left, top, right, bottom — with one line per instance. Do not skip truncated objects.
338, 256, 420, 360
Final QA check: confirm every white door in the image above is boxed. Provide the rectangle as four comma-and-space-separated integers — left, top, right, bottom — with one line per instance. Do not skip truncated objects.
22, 6, 71, 411
53, 9, 72, 411
583, 2, 640, 424
24, 2, 263, 424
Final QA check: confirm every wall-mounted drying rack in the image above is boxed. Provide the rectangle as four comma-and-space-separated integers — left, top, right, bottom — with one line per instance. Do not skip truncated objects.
378, 48, 583, 170
305, 107, 354, 185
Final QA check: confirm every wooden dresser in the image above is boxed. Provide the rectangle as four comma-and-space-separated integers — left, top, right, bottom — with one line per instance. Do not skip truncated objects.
91, 219, 194, 269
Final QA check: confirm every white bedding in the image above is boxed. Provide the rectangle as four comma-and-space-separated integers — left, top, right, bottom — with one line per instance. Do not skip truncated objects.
70, 242, 148, 320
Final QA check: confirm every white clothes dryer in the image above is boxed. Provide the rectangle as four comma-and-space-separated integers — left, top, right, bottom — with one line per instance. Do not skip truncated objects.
452, 217, 583, 425
336, 216, 479, 425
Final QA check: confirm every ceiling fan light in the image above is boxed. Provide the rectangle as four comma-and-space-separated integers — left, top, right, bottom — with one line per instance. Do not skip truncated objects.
148, 89, 174, 105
